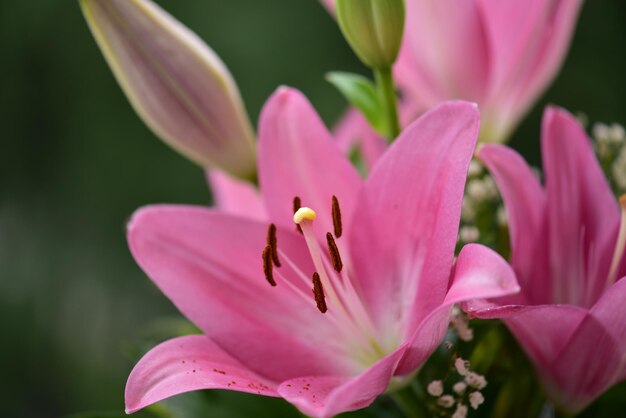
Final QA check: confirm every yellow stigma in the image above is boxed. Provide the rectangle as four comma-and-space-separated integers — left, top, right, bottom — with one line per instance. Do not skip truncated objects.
294, 207, 316, 224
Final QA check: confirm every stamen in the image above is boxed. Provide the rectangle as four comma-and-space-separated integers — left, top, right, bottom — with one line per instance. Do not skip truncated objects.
262, 245, 276, 287
293, 196, 303, 234
607, 195, 626, 287
266, 224, 281, 267
293, 206, 344, 311
332, 195, 343, 238
326, 232, 343, 272
312, 272, 327, 313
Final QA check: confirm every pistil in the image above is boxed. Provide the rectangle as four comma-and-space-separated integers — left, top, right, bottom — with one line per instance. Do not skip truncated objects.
293, 207, 344, 312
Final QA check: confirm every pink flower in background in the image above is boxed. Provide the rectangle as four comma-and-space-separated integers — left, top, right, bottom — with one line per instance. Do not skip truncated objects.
472, 107, 626, 413
322, 0, 583, 144
124, 88, 518, 417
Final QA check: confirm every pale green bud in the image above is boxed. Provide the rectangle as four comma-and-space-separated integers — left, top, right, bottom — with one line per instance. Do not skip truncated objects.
80, 0, 256, 181
336, 0, 405, 69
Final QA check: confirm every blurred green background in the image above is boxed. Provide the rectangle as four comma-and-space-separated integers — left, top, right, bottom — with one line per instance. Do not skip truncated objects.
1, 1, 625, 417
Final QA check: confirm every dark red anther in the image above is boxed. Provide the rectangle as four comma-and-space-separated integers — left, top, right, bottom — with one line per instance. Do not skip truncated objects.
262, 245, 277, 287
326, 232, 343, 273
293, 196, 303, 234
266, 223, 281, 267
331, 195, 342, 238
311, 272, 327, 313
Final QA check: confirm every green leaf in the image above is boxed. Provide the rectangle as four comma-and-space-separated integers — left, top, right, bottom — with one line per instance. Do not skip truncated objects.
326, 72, 386, 136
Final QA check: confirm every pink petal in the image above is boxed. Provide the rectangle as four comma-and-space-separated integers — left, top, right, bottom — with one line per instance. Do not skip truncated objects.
397, 243, 518, 374
477, 144, 547, 304
258, 87, 361, 239
479, 0, 583, 137
471, 304, 587, 382
125, 335, 278, 413
477, 0, 551, 88
205, 169, 267, 221
547, 278, 626, 413
542, 107, 620, 307
127, 205, 349, 381
512, 1, 582, 119
445, 244, 520, 305
349, 101, 480, 335
402, 0, 490, 104
277, 347, 406, 418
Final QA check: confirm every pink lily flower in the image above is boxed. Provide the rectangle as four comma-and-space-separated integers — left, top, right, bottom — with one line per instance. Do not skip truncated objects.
322, 0, 583, 143
473, 107, 626, 413
125, 88, 519, 417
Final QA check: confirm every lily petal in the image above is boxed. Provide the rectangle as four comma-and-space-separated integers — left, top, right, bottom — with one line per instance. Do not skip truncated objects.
80, 0, 256, 179
445, 244, 520, 305
471, 304, 587, 380
206, 169, 267, 221
477, 143, 547, 304
125, 335, 277, 413
258, 87, 361, 237
548, 279, 626, 413
542, 107, 619, 306
403, 0, 490, 103
127, 205, 348, 380
397, 243, 518, 374
278, 346, 406, 418
480, 0, 583, 138
350, 101, 480, 335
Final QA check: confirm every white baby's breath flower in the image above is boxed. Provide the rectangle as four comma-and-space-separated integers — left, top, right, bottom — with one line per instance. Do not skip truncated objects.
427, 380, 444, 397
469, 391, 485, 409
437, 395, 455, 408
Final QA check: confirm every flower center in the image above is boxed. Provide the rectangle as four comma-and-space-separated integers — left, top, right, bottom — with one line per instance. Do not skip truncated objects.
261, 195, 387, 366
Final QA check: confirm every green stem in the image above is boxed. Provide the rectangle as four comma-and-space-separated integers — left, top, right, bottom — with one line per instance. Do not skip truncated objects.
390, 388, 426, 418
374, 67, 401, 142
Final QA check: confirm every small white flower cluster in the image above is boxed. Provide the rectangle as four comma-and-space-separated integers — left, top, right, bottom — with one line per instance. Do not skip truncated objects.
592, 121, 626, 193
593, 122, 626, 156
450, 306, 473, 342
459, 159, 505, 244
426, 357, 487, 417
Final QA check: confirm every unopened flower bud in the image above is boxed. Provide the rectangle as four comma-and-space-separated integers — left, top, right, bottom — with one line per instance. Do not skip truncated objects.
81, 0, 256, 180
336, 0, 405, 69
